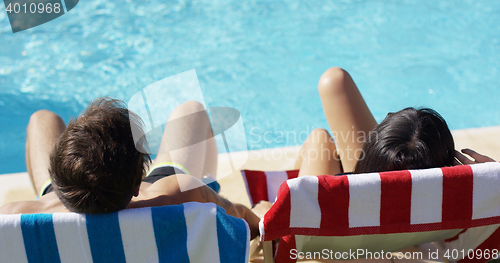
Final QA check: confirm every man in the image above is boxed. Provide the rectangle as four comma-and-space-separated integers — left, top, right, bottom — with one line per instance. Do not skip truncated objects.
0, 98, 260, 239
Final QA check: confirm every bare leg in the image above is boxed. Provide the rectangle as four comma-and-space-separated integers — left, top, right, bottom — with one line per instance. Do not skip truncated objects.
294, 128, 342, 176
318, 67, 377, 172
152, 101, 217, 180
26, 110, 66, 196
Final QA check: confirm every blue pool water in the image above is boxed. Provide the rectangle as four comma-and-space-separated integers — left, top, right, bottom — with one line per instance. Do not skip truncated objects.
0, 0, 499, 174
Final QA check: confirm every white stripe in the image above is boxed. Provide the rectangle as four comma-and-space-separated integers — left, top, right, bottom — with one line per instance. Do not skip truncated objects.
443, 224, 500, 259
259, 218, 265, 241
243, 218, 251, 262
0, 214, 28, 263
289, 176, 321, 228
348, 173, 381, 227
410, 168, 443, 224
52, 213, 92, 263
265, 171, 289, 203
118, 207, 159, 263
185, 202, 220, 263
471, 162, 500, 220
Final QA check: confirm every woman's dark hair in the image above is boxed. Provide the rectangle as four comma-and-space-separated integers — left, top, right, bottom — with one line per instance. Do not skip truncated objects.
354, 107, 455, 173
49, 98, 151, 214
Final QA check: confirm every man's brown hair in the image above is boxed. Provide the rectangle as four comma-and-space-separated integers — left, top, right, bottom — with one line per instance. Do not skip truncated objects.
49, 98, 150, 213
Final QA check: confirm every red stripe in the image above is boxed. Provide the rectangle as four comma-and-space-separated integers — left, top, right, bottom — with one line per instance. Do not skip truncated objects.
442, 165, 473, 229
470, 216, 500, 227
242, 170, 269, 206
272, 215, 500, 237
444, 229, 468, 242
318, 175, 349, 235
275, 235, 296, 263
262, 182, 291, 241
456, 226, 500, 263
380, 170, 412, 233
286, 170, 299, 180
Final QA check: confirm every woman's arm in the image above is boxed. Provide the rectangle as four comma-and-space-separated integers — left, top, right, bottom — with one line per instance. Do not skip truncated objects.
455, 148, 496, 164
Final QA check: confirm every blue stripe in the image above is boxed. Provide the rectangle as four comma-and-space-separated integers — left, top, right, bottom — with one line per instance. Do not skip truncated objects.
21, 214, 61, 263
216, 206, 248, 263
151, 205, 189, 263
86, 213, 126, 263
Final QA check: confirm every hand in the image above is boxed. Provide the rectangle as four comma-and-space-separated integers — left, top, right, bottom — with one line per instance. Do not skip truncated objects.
251, 201, 273, 219
454, 149, 496, 165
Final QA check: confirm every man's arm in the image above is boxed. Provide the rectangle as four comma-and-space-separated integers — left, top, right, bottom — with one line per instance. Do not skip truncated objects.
133, 175, 261, 239
196, 184, 260, 240
0, 202, 20, 214
0, 192, 69, 214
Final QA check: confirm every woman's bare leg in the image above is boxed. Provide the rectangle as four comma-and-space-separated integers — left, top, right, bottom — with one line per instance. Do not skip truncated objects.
26, 110, 66, 196
152, 101, 217, 180
294, 128, 342, 176
318, 67, 377, 172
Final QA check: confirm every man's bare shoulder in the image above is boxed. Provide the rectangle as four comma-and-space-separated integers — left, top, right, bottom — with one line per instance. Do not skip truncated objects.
0, 193, 68, 214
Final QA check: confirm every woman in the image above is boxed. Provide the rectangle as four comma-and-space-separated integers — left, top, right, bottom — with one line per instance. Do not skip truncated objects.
251, 67, 497, 259
294, 67, 495, 176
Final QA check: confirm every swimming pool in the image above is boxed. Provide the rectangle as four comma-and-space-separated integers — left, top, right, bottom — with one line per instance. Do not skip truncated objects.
0, 0, 499, 174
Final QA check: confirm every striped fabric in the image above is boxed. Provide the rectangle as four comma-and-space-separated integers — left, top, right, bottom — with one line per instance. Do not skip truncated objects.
0, 202, 250, 263
247, 162, 500, 263
241, 170, 299, 206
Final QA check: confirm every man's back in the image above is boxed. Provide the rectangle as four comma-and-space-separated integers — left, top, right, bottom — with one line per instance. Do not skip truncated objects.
0, 167, 259, 239
0, 99, 260, 239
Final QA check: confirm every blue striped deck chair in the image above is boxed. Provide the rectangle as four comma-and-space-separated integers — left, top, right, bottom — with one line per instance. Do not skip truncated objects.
0, 202, 250, 263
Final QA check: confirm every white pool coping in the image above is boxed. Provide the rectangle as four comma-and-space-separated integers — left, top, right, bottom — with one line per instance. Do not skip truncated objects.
1, 126, 500, 208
